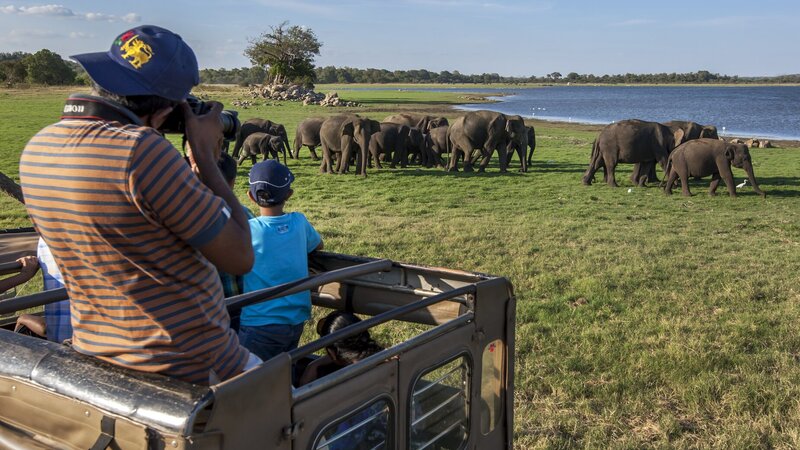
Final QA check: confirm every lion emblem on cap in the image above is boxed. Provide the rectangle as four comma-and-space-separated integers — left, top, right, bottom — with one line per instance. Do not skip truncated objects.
119, 34, 154, 69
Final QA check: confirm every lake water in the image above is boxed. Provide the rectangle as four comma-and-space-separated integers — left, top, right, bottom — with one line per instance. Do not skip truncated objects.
373, 86, 800, 141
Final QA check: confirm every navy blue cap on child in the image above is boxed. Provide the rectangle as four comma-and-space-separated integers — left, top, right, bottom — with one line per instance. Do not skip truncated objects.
71, 25, 199, 102
249, 160, 294, 205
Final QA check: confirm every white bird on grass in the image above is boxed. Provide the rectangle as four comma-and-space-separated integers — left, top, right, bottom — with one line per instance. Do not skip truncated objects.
736, 179, 748, 189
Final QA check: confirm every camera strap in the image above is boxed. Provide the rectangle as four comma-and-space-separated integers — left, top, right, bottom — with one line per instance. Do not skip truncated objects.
61, 94, 142, 126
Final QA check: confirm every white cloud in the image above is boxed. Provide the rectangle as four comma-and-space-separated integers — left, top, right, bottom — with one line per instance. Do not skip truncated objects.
0, 4, 141, 23
69, 31, 95, 39
9, 29, 62, 38
120, 13, 140, 23
611, 19, 656, 27
405, 0, 551, 13
255, 1, 335, 15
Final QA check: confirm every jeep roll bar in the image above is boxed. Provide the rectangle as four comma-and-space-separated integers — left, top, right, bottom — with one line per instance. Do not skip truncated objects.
0, 258, 394, 316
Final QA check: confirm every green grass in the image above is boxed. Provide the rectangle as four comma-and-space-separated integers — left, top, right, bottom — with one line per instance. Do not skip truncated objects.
2, 86, 800, 448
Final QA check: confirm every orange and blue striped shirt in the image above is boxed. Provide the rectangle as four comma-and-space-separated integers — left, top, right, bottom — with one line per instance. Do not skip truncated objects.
20, 109, 249, 384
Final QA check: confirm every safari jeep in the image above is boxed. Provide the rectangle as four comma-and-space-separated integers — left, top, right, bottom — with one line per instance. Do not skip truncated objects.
0, 228, 515, 449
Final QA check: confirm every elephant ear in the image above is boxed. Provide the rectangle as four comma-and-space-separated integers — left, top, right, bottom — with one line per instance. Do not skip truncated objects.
724, 145, 735, 161
341, 121, 355, 137
672, 128, 685, 148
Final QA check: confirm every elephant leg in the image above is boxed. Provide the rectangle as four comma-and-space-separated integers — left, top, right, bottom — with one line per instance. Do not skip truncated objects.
604, 155, 619, 187
251, 155, 257, 165
477, 148, 493, 173
630, 163, 641, 184
664, 170, 678, 195
237, 152, 248, 166
718, 164, 737, 197
708, 173, 721, 196
647, 164, 659, 184
360, 147, 369, 177
679, 171, 692, 196
496, 145, 509, 173
447, 146, 460, 172
292, 141, 300, 159
396, 144, 408, 168
371, 146, 383, 169
320, 143, 331, 174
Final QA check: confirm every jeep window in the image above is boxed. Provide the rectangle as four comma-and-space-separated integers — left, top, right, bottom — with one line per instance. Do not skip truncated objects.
480, 339, 504, 434
409, 355, 470, 450
313, 397, 392, 450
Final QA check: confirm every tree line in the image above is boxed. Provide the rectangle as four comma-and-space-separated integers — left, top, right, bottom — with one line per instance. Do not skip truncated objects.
200, 66, 800, 86
4, 48, 799, 88
0, 50, 85, 86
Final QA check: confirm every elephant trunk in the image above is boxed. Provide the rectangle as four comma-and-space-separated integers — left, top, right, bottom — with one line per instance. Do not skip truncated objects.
742, 160, 766, 197
283, 135, 291, 160
355, 129, 371, 177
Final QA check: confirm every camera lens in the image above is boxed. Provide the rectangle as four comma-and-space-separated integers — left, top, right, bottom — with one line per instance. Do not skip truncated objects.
220, 110, 240, 141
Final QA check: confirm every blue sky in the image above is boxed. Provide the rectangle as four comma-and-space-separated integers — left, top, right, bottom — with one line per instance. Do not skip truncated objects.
1, 1, 798, 77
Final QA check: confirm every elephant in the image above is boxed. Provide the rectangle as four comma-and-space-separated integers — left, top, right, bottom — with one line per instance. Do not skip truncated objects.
583, 119, 685, 187
525, 125, 536, 166
663, 139, 765, 197
238, 132, 286, 165
425, 125, 448, 168
232, 118, 290, 160
319, 115, 381, 176
665, 120, 719, 140
383, 113, 449, 133
368, 123, 411, 169
505, 125, 536, 170
293, 117, 325, 160
632, 120, 719, 184
404, 127, 430, 166
446, 111, 526, 173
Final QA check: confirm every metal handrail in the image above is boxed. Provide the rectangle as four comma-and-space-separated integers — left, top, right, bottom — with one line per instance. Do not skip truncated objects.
293, 312, 474, 402
0, 287, 68, 316
0, 259, 393, 317
226, 259, 393, 312
0, 261, 22, 276
289, 284, 475, 361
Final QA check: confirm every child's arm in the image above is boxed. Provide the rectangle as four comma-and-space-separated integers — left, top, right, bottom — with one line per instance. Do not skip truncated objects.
303, 215, 323, 253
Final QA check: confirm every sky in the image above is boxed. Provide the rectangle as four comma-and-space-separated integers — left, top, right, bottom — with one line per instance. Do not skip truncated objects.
1, 0, 799, 77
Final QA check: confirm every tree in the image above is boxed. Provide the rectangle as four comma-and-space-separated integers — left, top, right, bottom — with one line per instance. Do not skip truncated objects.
24, 49, 75, 85
547, 72, 562, 81
244, 21, 322, 85
0, 52, 30, 84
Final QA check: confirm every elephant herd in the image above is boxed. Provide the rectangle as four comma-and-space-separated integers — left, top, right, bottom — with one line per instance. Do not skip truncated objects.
227, 112, 765, 198
583, 119, 766, 198
229, 111, 537, 177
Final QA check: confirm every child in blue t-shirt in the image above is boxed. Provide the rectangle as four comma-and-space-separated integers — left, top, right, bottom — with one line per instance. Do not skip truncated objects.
239, 160, 323, 362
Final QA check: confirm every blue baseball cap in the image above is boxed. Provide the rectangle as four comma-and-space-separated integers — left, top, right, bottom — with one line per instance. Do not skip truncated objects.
249, 160, 294, 205
71, 25, 199, 101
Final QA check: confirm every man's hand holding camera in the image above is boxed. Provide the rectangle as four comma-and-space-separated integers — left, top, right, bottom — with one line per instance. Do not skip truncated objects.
182, 100, 224, 182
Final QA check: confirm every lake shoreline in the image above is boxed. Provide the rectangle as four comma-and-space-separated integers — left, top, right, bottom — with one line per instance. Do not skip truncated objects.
393, 90, 800, 148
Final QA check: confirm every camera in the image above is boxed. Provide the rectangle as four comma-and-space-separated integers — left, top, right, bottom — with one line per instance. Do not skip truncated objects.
160, 95, 240, 141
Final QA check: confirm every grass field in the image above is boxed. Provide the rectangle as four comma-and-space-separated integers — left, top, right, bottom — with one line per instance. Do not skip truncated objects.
1, 85, 800, 448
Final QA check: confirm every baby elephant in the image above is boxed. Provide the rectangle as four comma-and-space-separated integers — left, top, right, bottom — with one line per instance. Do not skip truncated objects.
664, 138, 765, 197
239, 132, 287, 166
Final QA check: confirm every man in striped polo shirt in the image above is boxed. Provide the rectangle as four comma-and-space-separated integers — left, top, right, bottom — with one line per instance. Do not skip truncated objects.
20, 25, 258, 384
